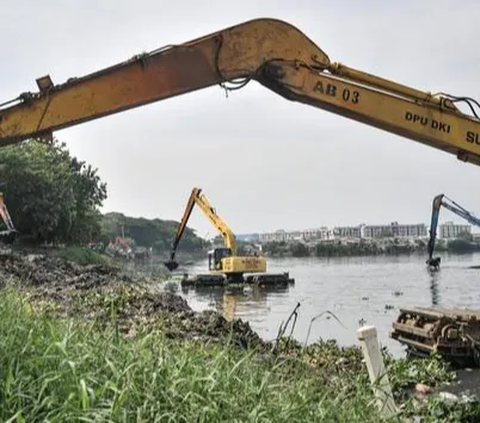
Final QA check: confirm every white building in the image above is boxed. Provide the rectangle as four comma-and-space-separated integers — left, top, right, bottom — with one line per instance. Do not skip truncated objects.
333, 225, 364, 239
259, 221, 429, 243
301, 227, 333, 241
259, 227, 333, 243
259, 229, 302, 242
439, 221, 471, 239
363, 222, 427, 238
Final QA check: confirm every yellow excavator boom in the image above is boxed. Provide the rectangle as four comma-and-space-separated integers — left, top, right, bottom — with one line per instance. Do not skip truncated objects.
165, 187, 237, 269
1, 18, 480, 166
165, 187, 266, 278
0, 192, 17, 243
189, 188, 237, 254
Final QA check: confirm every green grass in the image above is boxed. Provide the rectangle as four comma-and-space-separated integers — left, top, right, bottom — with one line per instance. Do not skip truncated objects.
0, 287, 479, 422
0, 289, 380, 422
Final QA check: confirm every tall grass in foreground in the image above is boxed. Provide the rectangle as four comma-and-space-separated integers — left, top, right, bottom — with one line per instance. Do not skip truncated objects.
0, 289, 379, 422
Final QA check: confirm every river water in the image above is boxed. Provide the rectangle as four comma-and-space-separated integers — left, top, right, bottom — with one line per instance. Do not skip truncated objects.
163, 252, 480, 357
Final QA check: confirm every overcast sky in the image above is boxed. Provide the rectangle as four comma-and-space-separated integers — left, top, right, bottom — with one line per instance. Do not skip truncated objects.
2, 1, 480, 237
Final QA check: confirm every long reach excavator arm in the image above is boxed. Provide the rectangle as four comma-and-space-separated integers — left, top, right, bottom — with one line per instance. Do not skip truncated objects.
165, 187, 237, 271
0, 192, 17, 244
426, 194, 480, 269
2, 18, 480, 166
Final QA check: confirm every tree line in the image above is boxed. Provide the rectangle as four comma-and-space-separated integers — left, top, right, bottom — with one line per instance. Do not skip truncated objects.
260, 235, 480, 258
0, 139, 206, 253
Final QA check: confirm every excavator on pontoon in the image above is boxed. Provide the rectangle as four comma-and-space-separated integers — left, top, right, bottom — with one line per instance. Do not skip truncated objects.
426, 194, 480, 269
164, 187, 293, 286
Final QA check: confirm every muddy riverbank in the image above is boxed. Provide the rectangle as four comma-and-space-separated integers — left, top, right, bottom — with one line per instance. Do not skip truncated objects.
0, 248, 264, 350
0, 247, 480, 420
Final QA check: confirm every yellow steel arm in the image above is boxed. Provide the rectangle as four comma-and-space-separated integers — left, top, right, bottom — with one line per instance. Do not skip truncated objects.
0, 18, 328, 145
192, 188, 237, 253
0, 193, 15, 232
165, 187, 237, 270
259, 61, 480, 166
1, 18, 480, 166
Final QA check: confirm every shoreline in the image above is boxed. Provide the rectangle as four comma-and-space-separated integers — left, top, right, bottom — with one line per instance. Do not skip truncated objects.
0, 247, 478, 420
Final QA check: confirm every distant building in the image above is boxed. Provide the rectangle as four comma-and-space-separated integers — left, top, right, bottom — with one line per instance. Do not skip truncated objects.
258, 221, 429, 243
301, 227, 333, 241
259, 230, 290, 243
333, 225, 363, 239
258, 227, 333, 243
236, 233, 260, 242
363, 222, 427, 238
439, 221, 471, 239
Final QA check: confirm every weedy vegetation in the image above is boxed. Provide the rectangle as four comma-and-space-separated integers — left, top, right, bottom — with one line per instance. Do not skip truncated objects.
0, 281, 479, 422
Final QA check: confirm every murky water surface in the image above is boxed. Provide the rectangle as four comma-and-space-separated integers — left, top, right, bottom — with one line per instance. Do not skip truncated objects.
152, 253, 480, 357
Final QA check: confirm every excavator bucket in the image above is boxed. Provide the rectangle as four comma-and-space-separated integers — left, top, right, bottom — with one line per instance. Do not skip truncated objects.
164, 260, 179, 271
426, 256, 441, 269
0, 229, 17, 244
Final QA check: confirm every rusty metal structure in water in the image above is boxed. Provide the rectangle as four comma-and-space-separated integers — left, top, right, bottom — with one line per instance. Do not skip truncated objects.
391, 307, 480, 367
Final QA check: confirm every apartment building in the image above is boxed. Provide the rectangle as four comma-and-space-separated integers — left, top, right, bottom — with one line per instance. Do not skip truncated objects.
258, 227, 332, 243
301, 227, 333, 241
332, 225, 363, 239
362, 222, 427, 238
258, 221, 428, 243
439, 221, 471, 239
258, 230, 300, 243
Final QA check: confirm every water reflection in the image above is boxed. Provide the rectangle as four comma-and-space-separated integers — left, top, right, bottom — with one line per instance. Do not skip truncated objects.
181, 284, 292, 322
427, 269, 441, 306
129, 252, 480, 357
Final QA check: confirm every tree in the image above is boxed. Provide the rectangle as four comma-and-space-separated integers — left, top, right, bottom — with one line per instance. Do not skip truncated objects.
456, 231, 473, 242
100, 213, 207, 253
289, 241, 310, 257
0, 139, 107, 244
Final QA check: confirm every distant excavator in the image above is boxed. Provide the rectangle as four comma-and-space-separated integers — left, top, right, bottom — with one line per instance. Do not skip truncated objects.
391, 197, 480, 365
164, 187, 293, 286
426, 194, 480, 269
0, 192, 17, 244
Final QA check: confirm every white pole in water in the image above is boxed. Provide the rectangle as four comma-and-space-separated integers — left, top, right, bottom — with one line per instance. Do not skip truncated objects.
357, 325, 398, 418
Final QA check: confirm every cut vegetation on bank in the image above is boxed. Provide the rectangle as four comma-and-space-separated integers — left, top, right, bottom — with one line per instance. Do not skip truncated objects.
0, 248, 478, 421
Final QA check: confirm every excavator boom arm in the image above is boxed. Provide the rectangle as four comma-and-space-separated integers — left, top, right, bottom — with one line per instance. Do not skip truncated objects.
1, 18, 480, 166
0, 19, 329, 145
427, 194, 445, 264
166, 187, 201, 265
0, 193, 15, 232
260, 61, 480, 166
165, 187, 236, 270
193, 190, 237, 253
427, 194, 480, 266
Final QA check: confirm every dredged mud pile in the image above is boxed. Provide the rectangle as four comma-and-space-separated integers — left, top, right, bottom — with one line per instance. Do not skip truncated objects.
0, 248, 265, 350
0, 249, 129, 288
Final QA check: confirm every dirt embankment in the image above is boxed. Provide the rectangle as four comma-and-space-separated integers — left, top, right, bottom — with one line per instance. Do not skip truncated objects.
0, 248, 265, 350
4, 247, 477, 419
